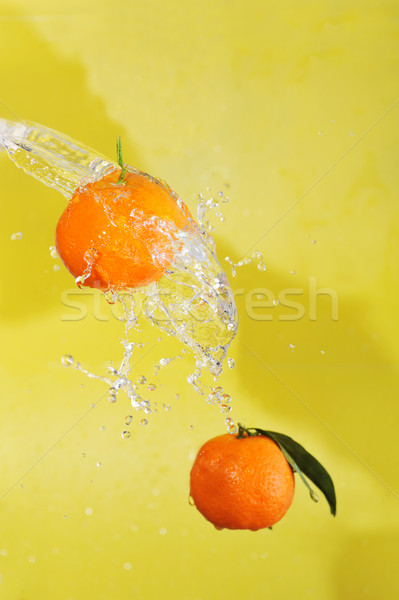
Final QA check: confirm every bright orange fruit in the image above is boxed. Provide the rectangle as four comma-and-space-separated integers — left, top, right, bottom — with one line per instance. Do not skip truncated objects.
56, 168, 195, 291
190, 433, 295, 531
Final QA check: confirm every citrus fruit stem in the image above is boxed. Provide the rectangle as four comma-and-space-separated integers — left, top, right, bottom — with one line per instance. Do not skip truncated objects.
116, 136, 127, 184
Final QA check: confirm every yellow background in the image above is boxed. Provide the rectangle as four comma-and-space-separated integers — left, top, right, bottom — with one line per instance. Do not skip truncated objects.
0, 1, 398, 598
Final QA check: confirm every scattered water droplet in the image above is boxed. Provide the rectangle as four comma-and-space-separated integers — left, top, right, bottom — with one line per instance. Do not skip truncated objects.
188, 495, 195, 506
272, 299, 279, 306
11, 231, 23, 240
163, 404, 172, 412
121, 430, 131, 439
320, 350, 326, 355
310, 490, 319, 502
123, 562, 132, 571
220, 404, 231, 413
159, 527, 167, 535
175, 393, 180, 400
49, 245, 58, 259
257, 262, 266, 271
108, 388, 117, 403
61, 354, 74, 367
147, 383, 156, 392
222, 394, 231, 403
290, 270, 296, 275
140, 419, 148, 426
96, 462, 102, 467
85, 507, 93, 516
311, 239, 317, 244
289, 343, 296, 351
228, 424, 237, 434
53, 264, 60, 272
137, 375, 147, 385
125, 415, 133, 425
227, 358, 235, 369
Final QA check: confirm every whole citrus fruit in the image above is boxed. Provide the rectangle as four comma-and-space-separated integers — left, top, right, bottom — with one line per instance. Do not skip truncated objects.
56, 168, 195, 291
190, 433, 295, 531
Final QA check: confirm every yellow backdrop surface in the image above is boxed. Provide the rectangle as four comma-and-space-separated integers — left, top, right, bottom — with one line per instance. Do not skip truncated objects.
0, 1, 398, 599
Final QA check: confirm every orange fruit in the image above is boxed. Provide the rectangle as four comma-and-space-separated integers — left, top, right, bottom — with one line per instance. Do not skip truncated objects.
56, 168, 195, 291
190, 433, 295, 531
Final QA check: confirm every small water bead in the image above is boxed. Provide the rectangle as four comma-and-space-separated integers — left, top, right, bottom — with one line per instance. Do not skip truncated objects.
228, 424, 238, 434
227, 358, 235, 369
108, 388, 117, 403
225, 416, 233, 426
10, 231, 23, 240
289, 344, 296, 351
137, 375, 147, 385
140, 419, 148, 426
320, 350, 326, 355
49, 245, 58, 259
188, 495, 195, 506
222, 394, 231, 403
99, 425, 106, 431
290, 270, 296, 275
252, 251, 263, 259
227, 323, 235, 331
310, 490, 319, 502
272, 299, 279, 306
125, 415, 133, 425
147, 383, 156, 392
163, 404, 172, 412
206, 392, 219, 405
257, 262, 267, 272
121, 431, 131, 439
220, 404, 232, 413
96, 462, 102, 467
61, 354, 74, 367
311, 239, 317, 244
175, 393, 180, 400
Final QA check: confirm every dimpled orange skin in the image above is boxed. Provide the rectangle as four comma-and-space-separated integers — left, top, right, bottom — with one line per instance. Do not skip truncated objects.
190, 434, 295, 531
56, 168, 195, 291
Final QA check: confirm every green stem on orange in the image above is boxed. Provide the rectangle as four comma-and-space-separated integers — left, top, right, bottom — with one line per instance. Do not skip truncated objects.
116, 136, 127, 184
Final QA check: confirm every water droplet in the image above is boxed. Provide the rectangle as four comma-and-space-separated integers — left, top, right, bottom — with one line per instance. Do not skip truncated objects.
227, 358, 235, 369
147, 383, 156, 392
220, 404, 231, 413
96, 462, 102, 467
222, 394, 231, 403
228, 424, 238, 434
49, 245, 58, 259
310, 490, 319, 502
137, 375, 146, 385
140, 419, 148, 426
257, 262, 266, 271
99, 425, 105, 431
61, 354, 74, 367
159, 527, 167, 535
175, 393, 180, 400
289, 344, 296, 351
206, 392, 219, 405
320, 350, 326, 355
163, 404, 172, 412
159, 358, 169, 366
121, 430, 131, 439
188, 495, 195, 506
252, 251, 263, 259
125, 415, 133, 425
123, 562, 132, 571
225, 417, 233, 425
311, 239, 317, 244
85, 507, 93, 516
108, 388, 117, 403
272, 299, 279, 306
53, 264, 60, 272
11, 231, 23, 240
290, 270, 296, 275
82, 453, 86, 458
189, 425, 194, 430
227, 323, 235, 331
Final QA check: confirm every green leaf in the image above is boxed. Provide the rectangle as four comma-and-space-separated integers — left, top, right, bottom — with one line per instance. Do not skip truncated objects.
254, 428, 337, 516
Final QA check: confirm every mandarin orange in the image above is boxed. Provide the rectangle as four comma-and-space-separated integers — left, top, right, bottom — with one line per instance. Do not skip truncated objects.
56, 168, 195, 291
190, 433, 295, 531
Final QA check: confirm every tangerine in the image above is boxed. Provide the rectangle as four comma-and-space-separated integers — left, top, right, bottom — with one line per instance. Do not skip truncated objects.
56, 168, 195, 291
190, 432, 295, 531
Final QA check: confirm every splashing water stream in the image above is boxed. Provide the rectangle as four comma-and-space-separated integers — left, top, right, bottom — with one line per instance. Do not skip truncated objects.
1, 119, 239, 424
